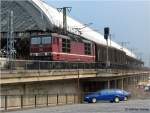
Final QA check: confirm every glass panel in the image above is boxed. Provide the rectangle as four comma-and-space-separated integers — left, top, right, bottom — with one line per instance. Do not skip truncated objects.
42, 37, 51, 44
84, 43, 91, 55
62, 38, 70, 53
31, 37, 41, 44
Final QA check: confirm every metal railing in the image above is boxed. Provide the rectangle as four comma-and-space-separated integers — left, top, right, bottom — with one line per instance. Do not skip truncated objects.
1, 59, 148, 71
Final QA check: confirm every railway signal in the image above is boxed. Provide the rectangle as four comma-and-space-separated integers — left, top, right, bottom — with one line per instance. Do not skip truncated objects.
104, 27, 110, 68
104, 27, 109, 40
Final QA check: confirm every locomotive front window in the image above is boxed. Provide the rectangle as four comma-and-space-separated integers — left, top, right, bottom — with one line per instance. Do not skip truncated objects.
31, 37, 41, 44
31, 36, 52, 45
42, 37, 51, 44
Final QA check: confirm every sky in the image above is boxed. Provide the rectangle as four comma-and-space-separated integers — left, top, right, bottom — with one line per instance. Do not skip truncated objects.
45, 0, 150, 66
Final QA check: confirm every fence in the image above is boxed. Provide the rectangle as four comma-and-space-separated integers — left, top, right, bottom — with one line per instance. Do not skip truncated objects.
0, 93, 82, 111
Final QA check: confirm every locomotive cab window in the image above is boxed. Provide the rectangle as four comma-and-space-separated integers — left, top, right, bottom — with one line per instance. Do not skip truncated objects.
62, 38, 70, 53
42, 36, 52, 44
84, 43, 91, 55
31, 37, 41, 44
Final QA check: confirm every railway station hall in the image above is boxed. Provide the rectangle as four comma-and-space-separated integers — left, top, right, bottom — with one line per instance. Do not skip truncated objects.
0, 0, 150, 111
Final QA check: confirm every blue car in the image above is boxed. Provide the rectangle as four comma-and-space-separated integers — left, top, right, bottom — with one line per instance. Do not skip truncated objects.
84, 89, 131, 103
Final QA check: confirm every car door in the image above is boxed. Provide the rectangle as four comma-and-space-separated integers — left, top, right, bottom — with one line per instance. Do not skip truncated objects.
106, 90, 115, 100
97, 90, 108, 101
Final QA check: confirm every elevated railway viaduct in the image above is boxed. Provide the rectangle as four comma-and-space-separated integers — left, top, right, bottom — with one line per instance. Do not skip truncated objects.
0, 60, 149, 111
1, 68, 149, 94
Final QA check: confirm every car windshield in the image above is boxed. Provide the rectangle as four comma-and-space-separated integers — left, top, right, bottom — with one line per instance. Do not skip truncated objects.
122, 90, 128, 94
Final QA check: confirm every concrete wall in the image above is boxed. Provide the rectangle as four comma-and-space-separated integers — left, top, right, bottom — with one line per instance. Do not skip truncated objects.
1, 80, 79, 95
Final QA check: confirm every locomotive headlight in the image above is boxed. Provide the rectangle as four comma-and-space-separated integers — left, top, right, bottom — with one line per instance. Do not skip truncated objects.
45, 52, 48, 56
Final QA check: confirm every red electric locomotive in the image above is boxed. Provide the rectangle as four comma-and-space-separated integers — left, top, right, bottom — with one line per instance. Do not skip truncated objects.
30, 33, 95, 62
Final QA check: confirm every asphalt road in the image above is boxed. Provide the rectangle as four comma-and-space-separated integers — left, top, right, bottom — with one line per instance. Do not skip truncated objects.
8, 99, 150, 113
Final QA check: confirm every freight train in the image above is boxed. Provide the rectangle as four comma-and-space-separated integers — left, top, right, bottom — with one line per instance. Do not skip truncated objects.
30, 32, 144, 68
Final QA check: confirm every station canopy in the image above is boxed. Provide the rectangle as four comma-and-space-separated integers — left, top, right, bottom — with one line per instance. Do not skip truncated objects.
1, 0, 137, 58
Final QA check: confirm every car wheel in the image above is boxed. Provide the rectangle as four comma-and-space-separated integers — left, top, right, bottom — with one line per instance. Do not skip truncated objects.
124, 96, 128, 101
114, 97, 120, 103
92, 98, 97, 103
